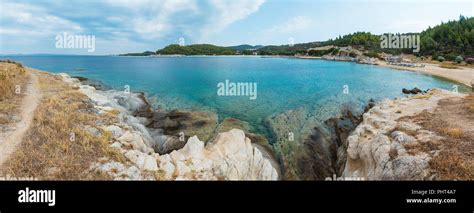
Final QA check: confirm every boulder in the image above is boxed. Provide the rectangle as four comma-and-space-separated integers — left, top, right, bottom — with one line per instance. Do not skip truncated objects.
72, 76, 112, 91
118, 131, 153, 154
124, 150, 158, 171
402, 87, 424, 95
155, 129, 279, 180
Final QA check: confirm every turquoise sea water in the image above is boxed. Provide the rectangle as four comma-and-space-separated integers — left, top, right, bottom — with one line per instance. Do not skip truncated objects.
1, 55, 468, 134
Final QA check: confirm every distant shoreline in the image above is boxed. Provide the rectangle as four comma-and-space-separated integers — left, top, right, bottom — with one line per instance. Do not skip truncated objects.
153, 54, 473, 88
2, 54, 472, 88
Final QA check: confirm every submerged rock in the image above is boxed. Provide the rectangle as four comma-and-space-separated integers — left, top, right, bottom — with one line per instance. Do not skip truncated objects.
402, 87, 424, 95
266, 108, 335, 180
73, 76, 112, 91
267, 102, 371, 180
148, 109, 218, 154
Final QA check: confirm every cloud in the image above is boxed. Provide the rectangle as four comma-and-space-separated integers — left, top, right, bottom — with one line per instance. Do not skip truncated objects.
268, 16, 312, 33
0, 2, 83, 37
0, 0, 266, 54
198, 0, 266, 40
107, 0, 265, 42
107, 0, 199, 39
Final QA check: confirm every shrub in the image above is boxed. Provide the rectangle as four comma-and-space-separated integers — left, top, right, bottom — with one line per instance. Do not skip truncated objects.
455, 55, 463, 63
444, 53, 457, 61
437, 56, 445, 62
364, 50, 379, 58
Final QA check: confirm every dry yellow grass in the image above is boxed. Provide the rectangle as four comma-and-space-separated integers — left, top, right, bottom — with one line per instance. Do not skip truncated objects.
0, 71, 125, 180
0, 60, 27, 100
0, 61, 28, 123
466, 93, 474, 113
441, 127, 464, 139
429, 150, 474, 180
398, 93, 474, 180
439, 63, 459, 69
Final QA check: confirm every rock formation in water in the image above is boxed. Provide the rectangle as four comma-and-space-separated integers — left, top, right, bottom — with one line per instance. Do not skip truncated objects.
59, 74, 279, 180
266, 101, 373, 180
147, 109, 218, 154
402, 87, 425, 95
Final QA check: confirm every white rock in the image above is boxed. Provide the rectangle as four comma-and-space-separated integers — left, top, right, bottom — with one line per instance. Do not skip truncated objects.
175, 161, 191, 176
158, 154, 172, 166
110, 142, 122, 149
154, 129, 279, 180
124, 150, 158, 171
391, 131, 416, 144
160, 162, 175, 179
118, 131, 151, 153
119, 166, 142, 180
179, 136, 205, 159
170, 150, 185, 162
105, 125, 124, 138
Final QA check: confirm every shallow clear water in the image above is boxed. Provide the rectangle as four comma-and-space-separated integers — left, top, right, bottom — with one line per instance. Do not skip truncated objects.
2, 55, 468, 134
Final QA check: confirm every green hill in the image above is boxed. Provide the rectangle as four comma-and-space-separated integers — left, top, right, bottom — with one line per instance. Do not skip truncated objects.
125, 15, 473, 60
420, 15, 474, 60
119, 51, 155, 56
227, 44, 263, 50
156, 44, 236, 55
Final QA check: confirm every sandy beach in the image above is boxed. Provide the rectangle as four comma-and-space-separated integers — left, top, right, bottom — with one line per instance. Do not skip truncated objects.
378, 61, 474, 88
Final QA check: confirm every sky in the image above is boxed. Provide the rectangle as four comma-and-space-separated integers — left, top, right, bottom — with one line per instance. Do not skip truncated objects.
0, 0, 473, 55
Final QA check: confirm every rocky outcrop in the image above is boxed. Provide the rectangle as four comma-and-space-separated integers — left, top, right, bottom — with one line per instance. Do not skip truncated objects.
72, 76, 112, 91
321, 46, 378, 65
217, 118, 281, 176
157, 129, 278, 180
267, 104, 368, 180
402, 87, 425, 95
324, 107, 367, 176
343, 89, 465, 180
58, 73, 278, 180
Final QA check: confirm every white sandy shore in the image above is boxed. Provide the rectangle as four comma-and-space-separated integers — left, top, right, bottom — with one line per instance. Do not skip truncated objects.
378, 62, 474, 88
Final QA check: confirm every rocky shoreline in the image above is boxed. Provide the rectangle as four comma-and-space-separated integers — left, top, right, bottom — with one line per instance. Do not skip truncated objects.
61, 74, 279, 180
343, 89, 469, 180
61, 74, 471, 180
72, 74, 372, 180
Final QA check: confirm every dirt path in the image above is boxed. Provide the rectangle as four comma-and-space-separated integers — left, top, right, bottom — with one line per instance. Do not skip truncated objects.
0, 70, 41, 166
